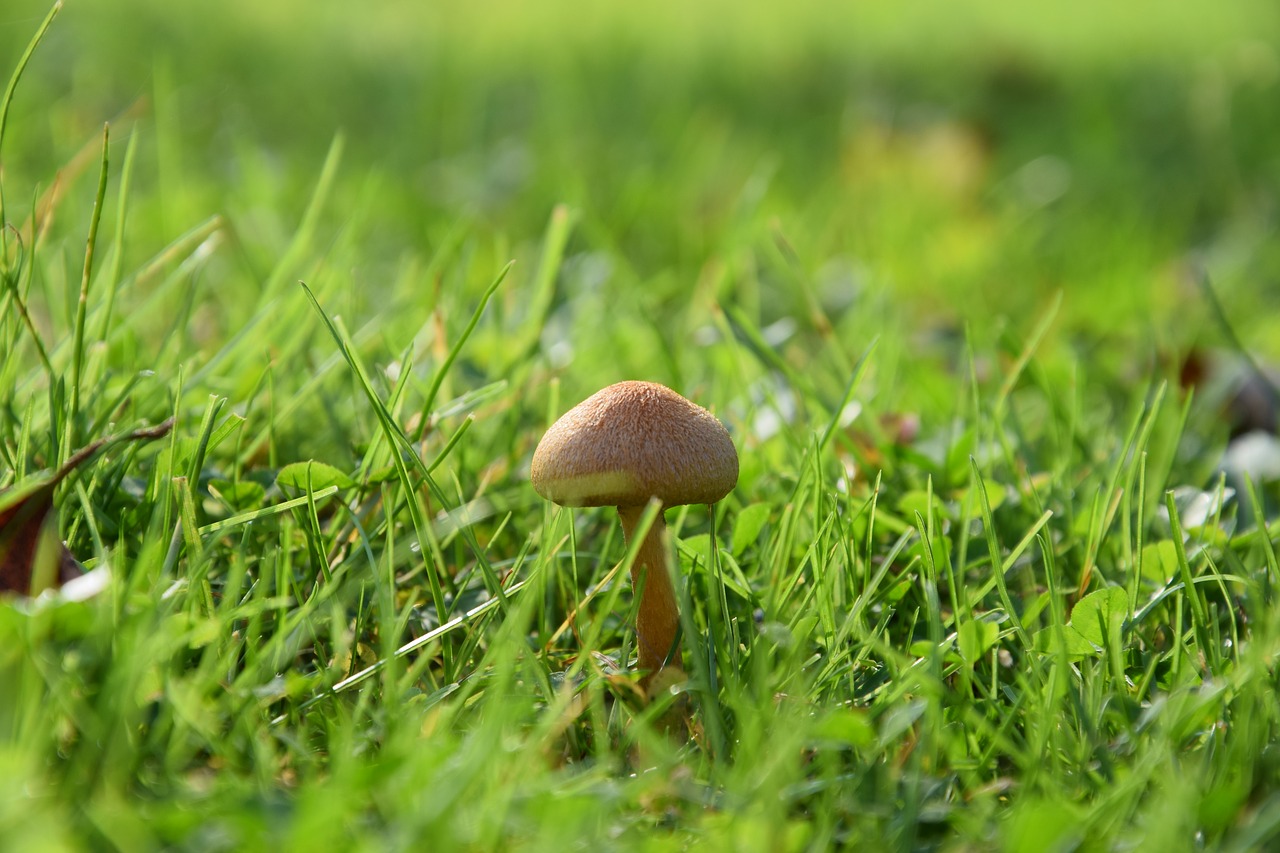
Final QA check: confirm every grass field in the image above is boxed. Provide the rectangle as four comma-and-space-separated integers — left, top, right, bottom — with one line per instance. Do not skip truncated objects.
3, 0, 1280, 849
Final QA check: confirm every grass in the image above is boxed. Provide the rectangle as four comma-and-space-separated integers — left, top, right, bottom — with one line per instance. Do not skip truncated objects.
3, 0, 1280, 849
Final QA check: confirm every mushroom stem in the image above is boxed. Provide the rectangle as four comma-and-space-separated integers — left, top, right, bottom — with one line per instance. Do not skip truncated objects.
617, 504, 680, 682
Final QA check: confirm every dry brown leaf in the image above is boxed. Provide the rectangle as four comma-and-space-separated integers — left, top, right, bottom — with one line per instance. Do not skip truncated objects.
0, 418, 174, 595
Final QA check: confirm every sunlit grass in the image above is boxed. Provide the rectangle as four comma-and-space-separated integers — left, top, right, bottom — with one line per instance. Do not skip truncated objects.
2, 1, 1280, 848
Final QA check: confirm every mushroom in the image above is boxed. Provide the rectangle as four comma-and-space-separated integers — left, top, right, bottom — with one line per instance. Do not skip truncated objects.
531, 381, 738, 688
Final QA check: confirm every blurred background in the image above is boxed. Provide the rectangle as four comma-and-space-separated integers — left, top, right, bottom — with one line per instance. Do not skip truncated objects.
1, 0, 1278, 423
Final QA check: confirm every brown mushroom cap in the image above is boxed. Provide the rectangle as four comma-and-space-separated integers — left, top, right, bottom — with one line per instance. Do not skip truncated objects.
531, 381, 738, 508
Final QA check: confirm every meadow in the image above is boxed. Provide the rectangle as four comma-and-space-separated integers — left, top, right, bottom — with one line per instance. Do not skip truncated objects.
2, 0, 1280, 848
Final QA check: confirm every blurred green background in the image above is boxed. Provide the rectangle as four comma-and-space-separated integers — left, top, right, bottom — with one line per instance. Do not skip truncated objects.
2, 0, 1279, 394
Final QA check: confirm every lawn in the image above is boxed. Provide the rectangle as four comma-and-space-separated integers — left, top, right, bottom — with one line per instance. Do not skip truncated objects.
3, 0, 1280, 849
